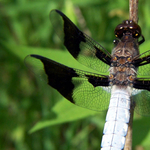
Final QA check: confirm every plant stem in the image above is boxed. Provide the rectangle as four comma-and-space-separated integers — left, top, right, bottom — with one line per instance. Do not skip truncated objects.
124, 0, 139, 149
129, 0, 139, 23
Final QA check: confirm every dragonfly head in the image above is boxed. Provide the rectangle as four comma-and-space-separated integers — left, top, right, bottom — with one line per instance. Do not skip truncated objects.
114, 20, 142, 40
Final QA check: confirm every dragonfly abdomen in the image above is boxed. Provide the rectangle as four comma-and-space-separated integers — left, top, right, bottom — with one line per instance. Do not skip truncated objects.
101, 88, 131, 150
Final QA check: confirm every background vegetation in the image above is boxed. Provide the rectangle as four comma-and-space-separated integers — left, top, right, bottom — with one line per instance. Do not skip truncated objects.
1, 0, 150, 149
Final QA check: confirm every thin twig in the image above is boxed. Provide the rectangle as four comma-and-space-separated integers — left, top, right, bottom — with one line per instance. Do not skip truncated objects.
124, 0, 139, 149
129, 0, 139, 23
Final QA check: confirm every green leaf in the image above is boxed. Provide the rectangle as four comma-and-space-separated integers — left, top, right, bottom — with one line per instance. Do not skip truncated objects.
133, 117, 150, 149
29, 98, 98, 133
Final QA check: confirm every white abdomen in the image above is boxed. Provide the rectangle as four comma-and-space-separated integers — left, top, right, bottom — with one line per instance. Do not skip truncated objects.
101, 87, 131, 150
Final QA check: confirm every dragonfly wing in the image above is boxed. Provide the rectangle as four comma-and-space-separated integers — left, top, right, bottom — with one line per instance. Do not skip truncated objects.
25, 54, 111, 111
50, 9, 111, 73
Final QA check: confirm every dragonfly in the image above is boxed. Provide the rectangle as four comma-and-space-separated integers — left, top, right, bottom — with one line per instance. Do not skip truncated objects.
25, 9, 150, 150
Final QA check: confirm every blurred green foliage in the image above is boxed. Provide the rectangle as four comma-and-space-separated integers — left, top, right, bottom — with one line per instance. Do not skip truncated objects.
1, 0, 150, 150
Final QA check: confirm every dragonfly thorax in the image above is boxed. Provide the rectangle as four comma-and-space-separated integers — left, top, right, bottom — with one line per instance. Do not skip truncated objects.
109, 36, 138, 87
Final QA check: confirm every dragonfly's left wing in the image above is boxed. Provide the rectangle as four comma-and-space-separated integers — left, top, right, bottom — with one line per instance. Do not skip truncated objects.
25, 54, 111, 111
50, 9, 111, 73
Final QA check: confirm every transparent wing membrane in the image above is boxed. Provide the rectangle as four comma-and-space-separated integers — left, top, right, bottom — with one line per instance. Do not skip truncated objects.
132, 89, 150, 116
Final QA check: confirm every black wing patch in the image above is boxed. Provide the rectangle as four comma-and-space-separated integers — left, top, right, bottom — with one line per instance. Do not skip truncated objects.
25, 55, 111, 111
133, 78, 150, 91
50, 9, 111, 73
